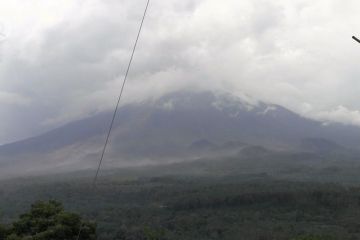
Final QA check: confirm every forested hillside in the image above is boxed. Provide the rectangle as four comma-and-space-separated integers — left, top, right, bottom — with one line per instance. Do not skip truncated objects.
1, 170, 360, 240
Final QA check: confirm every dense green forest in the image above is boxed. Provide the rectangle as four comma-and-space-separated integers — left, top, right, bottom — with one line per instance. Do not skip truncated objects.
0, 200, 96, 240
1, 170, 360, 240
2, 150, 360, 239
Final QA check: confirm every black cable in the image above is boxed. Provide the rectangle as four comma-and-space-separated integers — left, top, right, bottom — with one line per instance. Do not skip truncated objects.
353, 36, 360, 44
92, 0, 150, 189
76, 0, 150, 239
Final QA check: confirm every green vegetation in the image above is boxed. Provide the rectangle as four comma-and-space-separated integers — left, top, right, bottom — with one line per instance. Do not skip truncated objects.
3, 152, 360, 240
291, 236, 336, 240
0, 200, 96, 240
1, 173, 360, 240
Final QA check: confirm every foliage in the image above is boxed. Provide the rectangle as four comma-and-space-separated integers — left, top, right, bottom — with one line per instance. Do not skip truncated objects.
291, 235, 336, 240
0, 224, 9, 239
0, 200, 96, 240
2, 173, 360, 239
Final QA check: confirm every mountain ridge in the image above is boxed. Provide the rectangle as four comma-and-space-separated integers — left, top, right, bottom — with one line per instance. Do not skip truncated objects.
1, 90, 360, 178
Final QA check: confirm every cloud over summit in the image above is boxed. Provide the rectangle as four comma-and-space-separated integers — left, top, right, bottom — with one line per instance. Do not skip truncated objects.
0, 0, 360, 143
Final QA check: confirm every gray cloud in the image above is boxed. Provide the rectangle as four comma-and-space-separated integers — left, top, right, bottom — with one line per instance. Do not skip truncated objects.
1, 0, 360, 143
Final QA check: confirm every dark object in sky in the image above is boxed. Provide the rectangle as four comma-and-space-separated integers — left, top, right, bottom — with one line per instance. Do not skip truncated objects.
352, 36, 360, 43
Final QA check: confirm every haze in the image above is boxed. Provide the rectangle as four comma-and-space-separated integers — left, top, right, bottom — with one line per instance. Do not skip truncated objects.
1, 0, 360, 144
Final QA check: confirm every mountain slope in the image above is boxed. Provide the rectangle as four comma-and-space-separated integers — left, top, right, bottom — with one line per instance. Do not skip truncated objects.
1, 90, 360, 177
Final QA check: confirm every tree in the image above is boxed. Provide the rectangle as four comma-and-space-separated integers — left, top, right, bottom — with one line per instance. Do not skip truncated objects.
292, 235, 337, 240
0, 223, 9, 239
2, 200, 96, 240
143, 226, 166, 240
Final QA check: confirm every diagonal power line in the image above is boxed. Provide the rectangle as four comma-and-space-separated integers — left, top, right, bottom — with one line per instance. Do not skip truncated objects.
76, 0, 150, 239
92, 0, 150, 189
353, 36, 360, 44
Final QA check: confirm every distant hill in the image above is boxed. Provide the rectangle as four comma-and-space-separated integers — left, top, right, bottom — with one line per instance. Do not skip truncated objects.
1, 90, 360, 178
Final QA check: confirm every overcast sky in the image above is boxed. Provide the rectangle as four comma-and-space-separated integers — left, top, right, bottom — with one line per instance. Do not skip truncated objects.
1, 0, 360, 144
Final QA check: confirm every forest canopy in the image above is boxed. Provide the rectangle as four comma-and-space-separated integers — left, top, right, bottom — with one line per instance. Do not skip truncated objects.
0, 200, 96, 240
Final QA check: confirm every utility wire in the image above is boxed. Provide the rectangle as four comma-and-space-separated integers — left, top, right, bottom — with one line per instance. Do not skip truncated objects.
76, 0, 150, 239
92, 0, 150, 189
353, 36, 360, 44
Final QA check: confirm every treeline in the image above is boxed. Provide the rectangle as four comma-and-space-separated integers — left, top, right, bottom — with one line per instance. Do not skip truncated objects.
1, 176, 360, 239
169, 189, 349, 211
0, 201, 96, 240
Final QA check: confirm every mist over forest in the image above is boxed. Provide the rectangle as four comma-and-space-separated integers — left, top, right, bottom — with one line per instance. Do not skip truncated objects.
1, 0, 360, 240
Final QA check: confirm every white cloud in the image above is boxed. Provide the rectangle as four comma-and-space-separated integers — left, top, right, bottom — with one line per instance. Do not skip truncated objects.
1, 0, 360, 143
312, 106, 360, 126
0, 91, 30, 105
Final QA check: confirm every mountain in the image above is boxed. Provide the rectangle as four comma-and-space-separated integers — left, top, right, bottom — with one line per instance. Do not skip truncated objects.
300, 138, 349, 154
1, 90, 360, 178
